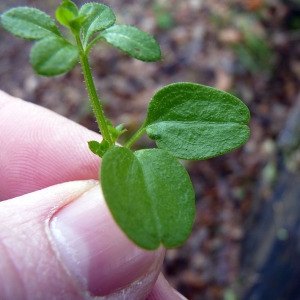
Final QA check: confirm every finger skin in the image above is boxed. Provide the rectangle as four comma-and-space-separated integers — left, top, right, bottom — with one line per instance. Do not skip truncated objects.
0, 181, 95, 299
0, 90, 101, 200
147, 273, 187, 300
0, 181, 165, 299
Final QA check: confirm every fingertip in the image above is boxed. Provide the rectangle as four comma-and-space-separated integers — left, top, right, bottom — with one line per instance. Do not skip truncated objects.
49, 184, 165, 297
0, 181, 165, 299
147, 273, 188, 300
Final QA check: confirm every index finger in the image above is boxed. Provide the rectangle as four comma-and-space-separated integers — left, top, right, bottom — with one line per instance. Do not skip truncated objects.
0, 90, 101, 200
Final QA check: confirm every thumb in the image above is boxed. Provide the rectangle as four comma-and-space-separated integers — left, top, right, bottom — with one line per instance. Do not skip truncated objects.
0, 180, 165, 299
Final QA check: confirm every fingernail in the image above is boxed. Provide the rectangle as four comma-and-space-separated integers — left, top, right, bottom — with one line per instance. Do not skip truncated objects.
49, 184, 163, 297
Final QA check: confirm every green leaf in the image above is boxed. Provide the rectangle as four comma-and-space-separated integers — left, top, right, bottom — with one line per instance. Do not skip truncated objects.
110, 124, 127, 143
101, 146, 195, 249
88, 140, 109, 157
56, 7, 75, 27
55, 0, 86, 35
69, 15, 88, 34
79, 3, 116, 48
61, 0, 79, 16
101, 25, 161, 62
1, 7, 62, 40
30, 36, 79, 76
55, 0, 79, 27
145, 82, 250, 160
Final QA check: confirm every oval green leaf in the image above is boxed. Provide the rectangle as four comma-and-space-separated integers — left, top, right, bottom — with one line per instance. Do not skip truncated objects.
1, 7, 62, 40
101, 25, 161, 62
101, 146, 195, 250
30, 36, 79, 76
55, 0, 78, 27
79, 3, 116, 48
145, 82, 250, 160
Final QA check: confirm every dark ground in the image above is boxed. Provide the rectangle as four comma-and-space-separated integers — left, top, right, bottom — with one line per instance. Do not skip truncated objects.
1, 0, 300, 299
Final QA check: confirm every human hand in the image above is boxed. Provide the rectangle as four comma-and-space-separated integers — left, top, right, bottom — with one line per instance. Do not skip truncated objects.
0, 90, 186, 299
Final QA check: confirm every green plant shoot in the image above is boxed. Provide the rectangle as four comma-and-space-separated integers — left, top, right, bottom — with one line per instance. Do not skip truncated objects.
1, 0, 250, 250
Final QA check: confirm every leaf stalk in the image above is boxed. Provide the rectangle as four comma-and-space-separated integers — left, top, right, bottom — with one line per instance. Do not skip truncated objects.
124, 125, 147, 148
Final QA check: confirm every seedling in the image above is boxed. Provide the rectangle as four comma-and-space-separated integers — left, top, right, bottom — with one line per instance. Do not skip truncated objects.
1, 0, 250, 250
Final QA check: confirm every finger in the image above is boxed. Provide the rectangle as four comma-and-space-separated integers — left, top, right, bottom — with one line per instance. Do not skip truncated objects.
0, 181, 165, 299
146, 273, 187, 300
0, 90, 101, 200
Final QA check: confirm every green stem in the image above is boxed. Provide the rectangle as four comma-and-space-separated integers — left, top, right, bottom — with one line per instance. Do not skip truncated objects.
124, 124, 147, 148
76, 36, 113, 145
86, 34, 104, 55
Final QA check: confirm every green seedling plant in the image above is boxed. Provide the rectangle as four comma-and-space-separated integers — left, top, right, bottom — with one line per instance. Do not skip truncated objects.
1, 0, 250, 250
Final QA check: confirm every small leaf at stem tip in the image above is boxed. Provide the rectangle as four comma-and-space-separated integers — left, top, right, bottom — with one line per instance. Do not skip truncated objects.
101, 146, 195, 250
69, 15, 89, 34
79, 3, 116, 49
30, 36, 79, 76
55, 0, 85, 34
56, 7, 75, 27
88, 140, 109, 157
101, 25, 162, 62
61, 0, 79, 16
1, 7, 62, 40
145, 82, 250, 160
110, 124, 127, 142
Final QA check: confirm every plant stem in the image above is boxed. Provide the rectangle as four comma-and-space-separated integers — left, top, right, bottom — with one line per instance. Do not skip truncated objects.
124, 125, 147, 148
76, 36, 113, 145
86, 34, 104, 55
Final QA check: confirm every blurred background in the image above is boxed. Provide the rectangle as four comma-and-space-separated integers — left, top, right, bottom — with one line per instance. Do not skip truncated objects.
1, 0, 300, 299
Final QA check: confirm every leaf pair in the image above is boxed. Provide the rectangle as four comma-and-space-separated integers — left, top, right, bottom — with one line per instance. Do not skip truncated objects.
1, 2, 161, 76
1, 6, 79, 76
101, 146, 195, 250
101, 82, 250, 249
